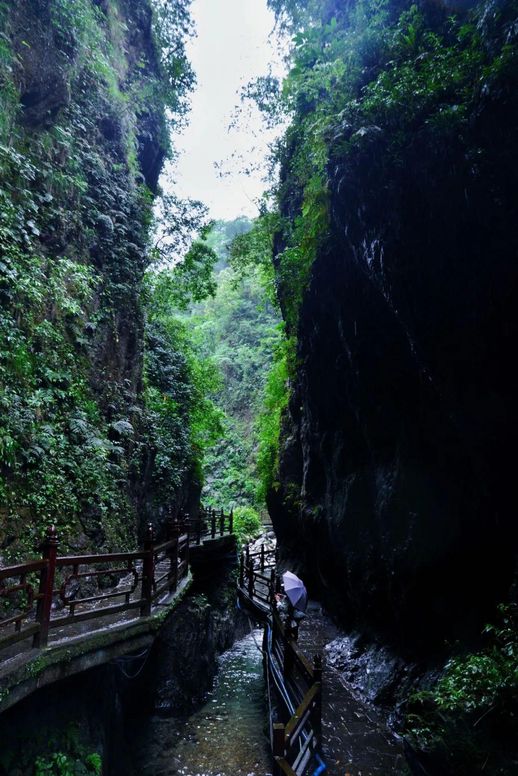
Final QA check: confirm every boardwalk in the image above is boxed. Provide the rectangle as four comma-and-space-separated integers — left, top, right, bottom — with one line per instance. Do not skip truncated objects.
238, 541, 407, 776
0, 509, 234, 713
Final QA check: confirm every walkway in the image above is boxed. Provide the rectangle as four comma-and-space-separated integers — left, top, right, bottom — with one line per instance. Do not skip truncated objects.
237, 538, 408, 776
0, 509, 234, 713
297, 605, 406, 775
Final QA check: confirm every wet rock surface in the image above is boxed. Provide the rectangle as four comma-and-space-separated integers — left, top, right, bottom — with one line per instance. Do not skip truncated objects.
270, 3, 518, 653
296, 604, 408, 775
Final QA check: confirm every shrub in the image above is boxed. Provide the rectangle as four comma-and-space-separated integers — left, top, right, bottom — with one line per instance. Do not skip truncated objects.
233, 505, 263, 544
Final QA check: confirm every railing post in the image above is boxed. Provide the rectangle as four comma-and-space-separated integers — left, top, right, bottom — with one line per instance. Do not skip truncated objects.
270, 568, 276, 606
260, 544, 265, 572
247, 559, 254, 598
170, 518, 179, 593
211, 508, 216, 539
283, 636, 294, 679
239, 552, 244, 588
313, 654, 323, 743
229, 508, 233, 534
141, 523, 154, 617
182, 512, 190, 577
33, 525, 58, 648
219, 508, 224, 536
273, 722, 286, 760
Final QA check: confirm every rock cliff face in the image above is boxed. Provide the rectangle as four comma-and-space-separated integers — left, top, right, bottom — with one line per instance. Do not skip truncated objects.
270, 0, 518, 651
0, 0, 196, 556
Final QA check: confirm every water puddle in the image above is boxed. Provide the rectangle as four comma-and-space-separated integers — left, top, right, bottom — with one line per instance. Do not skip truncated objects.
136, 630, 272, 776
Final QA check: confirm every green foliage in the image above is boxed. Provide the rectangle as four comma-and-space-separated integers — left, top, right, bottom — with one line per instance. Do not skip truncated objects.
140, 246, 225, 515
229, 211, 280, 307
183, 220, 282, 511
406, 605, 518, 772
0, 0, 197, 555
232, 505, 262, 545
256, 338, 289, 502
421, 605, 518, 717
147, 239, 218, 311
34, 750, 101, 776
150, 0, 195, 122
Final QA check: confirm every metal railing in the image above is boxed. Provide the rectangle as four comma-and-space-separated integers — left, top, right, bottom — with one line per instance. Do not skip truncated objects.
268, 608, 324, 776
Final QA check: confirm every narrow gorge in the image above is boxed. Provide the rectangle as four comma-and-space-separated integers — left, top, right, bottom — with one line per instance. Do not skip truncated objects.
1, 1, 517, 775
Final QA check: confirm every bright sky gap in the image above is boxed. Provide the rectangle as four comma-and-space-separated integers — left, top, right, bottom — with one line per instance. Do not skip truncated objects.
163, 0, 284, 221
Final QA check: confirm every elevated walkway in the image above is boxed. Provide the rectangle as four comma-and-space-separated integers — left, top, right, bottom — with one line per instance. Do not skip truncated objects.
0, 509, 235, 713
237, 543, 326, 776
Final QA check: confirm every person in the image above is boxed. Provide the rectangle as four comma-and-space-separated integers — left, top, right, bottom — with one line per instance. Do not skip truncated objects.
274, 590, 289, 615
275, 585, 307, 638
289, 594, 307, 633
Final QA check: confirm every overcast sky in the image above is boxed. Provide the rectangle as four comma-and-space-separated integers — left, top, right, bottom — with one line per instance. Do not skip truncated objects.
164, 0, 284, 222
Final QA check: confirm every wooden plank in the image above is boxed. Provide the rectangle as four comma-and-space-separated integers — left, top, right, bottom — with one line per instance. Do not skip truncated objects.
48, 599, 143, 628
285, 686, 319, 745
274, 758, 298, 776
0, 622, 40, 650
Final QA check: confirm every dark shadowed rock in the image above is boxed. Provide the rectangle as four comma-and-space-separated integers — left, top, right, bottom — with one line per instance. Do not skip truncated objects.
271, 7, 518, 655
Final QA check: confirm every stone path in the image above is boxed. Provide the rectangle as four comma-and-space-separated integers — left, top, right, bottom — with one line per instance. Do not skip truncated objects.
297, 604, 409, 776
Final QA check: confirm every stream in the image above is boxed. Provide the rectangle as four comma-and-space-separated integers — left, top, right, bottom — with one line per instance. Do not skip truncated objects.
135, 629, 273, 776
134, 604, 407, 776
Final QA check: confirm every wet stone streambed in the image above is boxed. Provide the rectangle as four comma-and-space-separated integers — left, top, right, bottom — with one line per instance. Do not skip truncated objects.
133, 604, 407, 776
135, 629, 273, 776
297, 604, 406, 775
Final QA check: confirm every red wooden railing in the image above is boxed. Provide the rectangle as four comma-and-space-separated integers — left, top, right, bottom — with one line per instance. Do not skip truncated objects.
237, 544, 324, 776
189, 506, 234, 545
0, 507, 233, 658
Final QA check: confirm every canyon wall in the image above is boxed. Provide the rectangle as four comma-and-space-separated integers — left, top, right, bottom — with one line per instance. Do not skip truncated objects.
0, 0, 198, 558
270, 0, 518, 650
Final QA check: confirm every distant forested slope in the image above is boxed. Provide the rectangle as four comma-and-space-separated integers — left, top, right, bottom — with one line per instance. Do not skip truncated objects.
183, 219, 281, 513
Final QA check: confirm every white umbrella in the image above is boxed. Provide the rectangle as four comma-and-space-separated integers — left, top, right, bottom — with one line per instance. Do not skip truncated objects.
282, 571, 308, 611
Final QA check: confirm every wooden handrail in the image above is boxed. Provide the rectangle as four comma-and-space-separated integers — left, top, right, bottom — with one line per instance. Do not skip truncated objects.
284, 683, 320, 745
238, 551, 324, 776
0, 559, 48, 579
1, 504, 233, 660
55, 551, 144, 567
273, 609, 315, 682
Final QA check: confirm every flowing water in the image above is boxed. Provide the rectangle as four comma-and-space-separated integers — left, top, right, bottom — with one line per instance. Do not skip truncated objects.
135, 606, 407, 776
136, 629, 273, 776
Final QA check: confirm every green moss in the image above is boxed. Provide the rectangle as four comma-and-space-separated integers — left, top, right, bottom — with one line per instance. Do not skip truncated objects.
0, 0, 197, 557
